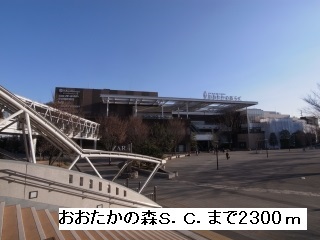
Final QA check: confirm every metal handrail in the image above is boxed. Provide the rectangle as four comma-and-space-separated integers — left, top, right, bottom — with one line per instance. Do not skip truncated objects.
0, 169, 161, 208
0, 86, 83, 154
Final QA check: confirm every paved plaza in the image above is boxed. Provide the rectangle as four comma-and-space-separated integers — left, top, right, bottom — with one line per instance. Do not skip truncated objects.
146, 149, 320, 240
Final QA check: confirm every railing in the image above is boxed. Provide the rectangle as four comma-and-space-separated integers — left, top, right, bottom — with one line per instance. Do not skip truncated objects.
0, 86, 84, 154
0, 85, 99, 140
18, 95, 100, 140
0, 169, 161, 208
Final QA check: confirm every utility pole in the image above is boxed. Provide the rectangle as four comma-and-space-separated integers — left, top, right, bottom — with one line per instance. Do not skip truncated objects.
265, 139, 268, 158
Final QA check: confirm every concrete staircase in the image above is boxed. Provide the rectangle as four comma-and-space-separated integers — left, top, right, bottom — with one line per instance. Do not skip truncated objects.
0, 202, 202, 240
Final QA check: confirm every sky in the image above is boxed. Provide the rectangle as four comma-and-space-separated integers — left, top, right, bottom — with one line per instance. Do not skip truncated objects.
1, 0, 320, 117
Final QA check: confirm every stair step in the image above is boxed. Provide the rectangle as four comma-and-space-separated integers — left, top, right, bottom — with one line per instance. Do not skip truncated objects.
119, 231, 137, 240
87, 230, 105, 240
83, 230, 96, 240
31, 207, 46, 240
0, 202, 5, 238
2, 205, 18, 240
44, 209, 65, 240
124, 230, 149, 240
133, 230, 154, 240
37, 209, 59, 240
151, 230, 179, 240
75, 230, 91, 240
94, 230, 109, 240
166, 230, 192, 240
0, 202, 206, 240
109, 230, 127, 240
22, 207, 41, 240
193, 230, 232, 240
50, 211, 76, 240
99, 230, 121, 240
180, 230, 216, 240
16, 204, 26, 240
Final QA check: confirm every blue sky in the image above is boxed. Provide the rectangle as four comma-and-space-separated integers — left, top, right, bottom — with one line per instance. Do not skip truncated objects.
1, 0, 320, 117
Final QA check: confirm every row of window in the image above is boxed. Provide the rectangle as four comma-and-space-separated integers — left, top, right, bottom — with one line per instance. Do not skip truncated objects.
68, 174, 127, 197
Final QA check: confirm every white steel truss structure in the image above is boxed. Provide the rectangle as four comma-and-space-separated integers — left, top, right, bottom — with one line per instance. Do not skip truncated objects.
17, 95, 99, 140
0, 86, 165, 193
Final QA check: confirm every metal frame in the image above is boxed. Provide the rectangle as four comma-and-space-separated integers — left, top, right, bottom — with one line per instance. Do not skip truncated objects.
100, 94, 258, 117
17, 95, 100, 140
0, 85, 165, 193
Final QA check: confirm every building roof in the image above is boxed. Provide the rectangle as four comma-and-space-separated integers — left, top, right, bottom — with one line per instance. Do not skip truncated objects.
100, 94, 258, 115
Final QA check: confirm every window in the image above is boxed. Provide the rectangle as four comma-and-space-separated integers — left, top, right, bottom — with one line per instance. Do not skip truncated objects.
80, 177, 83, 186
69, 175, 73, 184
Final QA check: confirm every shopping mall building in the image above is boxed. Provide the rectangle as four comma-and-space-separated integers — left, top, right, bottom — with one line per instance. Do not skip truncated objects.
55, 87, 317, 151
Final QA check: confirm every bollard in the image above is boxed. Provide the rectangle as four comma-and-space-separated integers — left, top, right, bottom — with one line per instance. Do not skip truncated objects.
138, 181, 141, 191
154, 186, 157, 202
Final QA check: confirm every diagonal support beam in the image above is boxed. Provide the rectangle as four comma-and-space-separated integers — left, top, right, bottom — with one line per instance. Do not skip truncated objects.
139, 162, 161, 193
25, 112, 36, 163
68, 155, 80, 170
0, 109, 24, 127
112, 160, 133, 182
21, 122, 30, 162
84, 156, 102, 178
50, 151, 63, 166
0, 118, 18, 132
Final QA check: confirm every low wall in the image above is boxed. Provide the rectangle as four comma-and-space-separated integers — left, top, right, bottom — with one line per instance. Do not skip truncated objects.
0, 160, 161, 208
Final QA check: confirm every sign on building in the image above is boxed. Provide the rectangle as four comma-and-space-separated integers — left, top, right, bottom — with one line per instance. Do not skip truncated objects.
203, 91, 241, 101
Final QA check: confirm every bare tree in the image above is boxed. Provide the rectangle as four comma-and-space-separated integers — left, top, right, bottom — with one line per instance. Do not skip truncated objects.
37, 136, 51, 160
98, 115, 128, 151
166, 119, 186, 153
306, 132, 316, 146
190, 132, 198, 152
303, 83, 320, 117
126, 116, 149, 152
36, 136, 59, 164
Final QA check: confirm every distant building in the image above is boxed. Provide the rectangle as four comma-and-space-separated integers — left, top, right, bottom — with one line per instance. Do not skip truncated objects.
300, 116, 318, 127
55, 87, 258, 151
239, 108, 318, 149
55, 87, 318, 151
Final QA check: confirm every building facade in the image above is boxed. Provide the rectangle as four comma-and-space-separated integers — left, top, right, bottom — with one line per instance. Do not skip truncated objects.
239, 109, 318, 150
56, 87, 318, 151
55, 87, 260, 151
